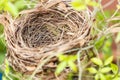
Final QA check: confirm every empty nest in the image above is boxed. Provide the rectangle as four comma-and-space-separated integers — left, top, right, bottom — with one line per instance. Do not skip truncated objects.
0, 0, 93, 80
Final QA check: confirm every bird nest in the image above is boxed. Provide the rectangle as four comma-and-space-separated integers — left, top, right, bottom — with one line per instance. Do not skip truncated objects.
1, 1, 93, 80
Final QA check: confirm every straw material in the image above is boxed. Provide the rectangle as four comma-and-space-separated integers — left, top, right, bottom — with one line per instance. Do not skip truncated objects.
0, 0, 92, 79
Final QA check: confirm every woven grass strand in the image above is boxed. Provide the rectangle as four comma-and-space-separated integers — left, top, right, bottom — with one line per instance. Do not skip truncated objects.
0, 0, 93, 80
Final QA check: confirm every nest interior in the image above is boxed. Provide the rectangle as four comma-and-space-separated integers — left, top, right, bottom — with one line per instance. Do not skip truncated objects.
21, 10, 77, 48
2, 1, 93, 80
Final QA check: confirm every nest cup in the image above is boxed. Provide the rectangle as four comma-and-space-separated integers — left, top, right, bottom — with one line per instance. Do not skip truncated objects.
1, 1, 92, 80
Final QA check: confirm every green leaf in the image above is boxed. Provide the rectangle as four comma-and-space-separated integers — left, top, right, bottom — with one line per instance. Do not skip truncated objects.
113, 77, 120, 80
5, 59, 10, 75
105, 74, 113, 80
102, 38, 112, 55
95, 36, 105, 49
100, 67, 111, 73
58, 55, 77, 62
99, 73, 106, 80
68, 55, 77, 62
0, 38, 6, 53
55, 61, 67, 75
58, 54, 67, 61
71, 0, 87, 11
87, 67, 97, 74
110, 63, 118, 74
0, 0, 8, 10
5, 1, 18, 16
67, 73, 74, 80
0, 52, 5, 64
95, 73, 106, 80
95, 74, 99, 80
91, 58, 103, 66
104, 56, 113, 66
14, 0, 26, 10
2, 76, 7, 80
68, 61, 77, 72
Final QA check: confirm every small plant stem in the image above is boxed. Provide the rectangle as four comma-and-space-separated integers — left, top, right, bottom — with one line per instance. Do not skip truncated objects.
111, 0, 120, 18
77, 50, 82, 80
81, 45, 94, 51
111, 8, 119, 18
5, 74, 13, 80
103, 0, 114, 9
93, 47, 99, 58
100, 4, 107, 19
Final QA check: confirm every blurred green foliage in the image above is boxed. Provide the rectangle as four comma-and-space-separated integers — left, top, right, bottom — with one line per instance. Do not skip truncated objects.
92, 11, 113, 57
0, 0, 37, 17
71, 0, 99, 11
88, 56, 120, 80
55, 54, 77, 75
0, 24, 6, 64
